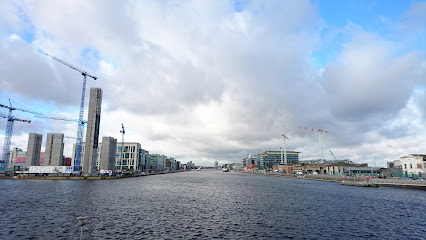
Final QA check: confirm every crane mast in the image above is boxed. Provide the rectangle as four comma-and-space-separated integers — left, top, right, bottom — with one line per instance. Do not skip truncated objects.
0, 100, 31, 170
299, 126, 328, 161
120, 124, 125, 172
45, 53, 97, 171
281, 134, 290, 165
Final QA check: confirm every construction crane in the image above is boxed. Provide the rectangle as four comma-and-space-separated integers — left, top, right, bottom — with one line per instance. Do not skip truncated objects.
64, 136, 77, 140
330, 150, 337, 161
120, 123, 125, 172
280, 134, 290, 165
34, 115, 87, 125
0, 100, 32, 170
299, 126, 328, 161
45, 53, 97, 171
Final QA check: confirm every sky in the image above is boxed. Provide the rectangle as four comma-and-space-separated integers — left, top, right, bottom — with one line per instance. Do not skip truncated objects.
0, 0, 425, 167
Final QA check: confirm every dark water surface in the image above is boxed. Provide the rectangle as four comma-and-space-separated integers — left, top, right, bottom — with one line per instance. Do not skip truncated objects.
0, 171, 425, 239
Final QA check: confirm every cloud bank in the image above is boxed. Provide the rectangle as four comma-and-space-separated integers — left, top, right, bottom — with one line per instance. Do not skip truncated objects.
0, 0, 425, 167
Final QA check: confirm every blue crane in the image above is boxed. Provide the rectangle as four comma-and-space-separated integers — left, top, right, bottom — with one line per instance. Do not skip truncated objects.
0, 100, 32, 171
45, 53, 97, 171
34, 115, 87, 125
120, 124, 125, 172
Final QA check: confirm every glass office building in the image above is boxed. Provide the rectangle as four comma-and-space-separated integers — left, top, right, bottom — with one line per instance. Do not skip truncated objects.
257, 151, 300, 170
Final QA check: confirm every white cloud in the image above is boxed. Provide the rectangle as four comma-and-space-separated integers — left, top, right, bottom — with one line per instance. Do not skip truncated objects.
0, 0, 425, 168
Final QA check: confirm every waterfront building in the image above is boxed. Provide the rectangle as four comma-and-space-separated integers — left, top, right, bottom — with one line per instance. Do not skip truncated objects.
304, 162, 368, 175
299, 159, 353, 165
400, 154, 426, 178
73, 141, 143, 172
165, 157, 177, 172
257, 151, 300, 170
25, 133, 43, 167
383, 167, 403, 178
282, 165, 294, 173
116, 142, 141, 171
99, 137, 117, 171
14, 152, 45, 164
8, 148, 24, 163
83, 88, 103, 173
387, 160, 402, 168
150, 154, 166, 172
187, 161, 195, 169
214, 161, 218, 169
139, 148, 150, 172
44, 133, 65, 166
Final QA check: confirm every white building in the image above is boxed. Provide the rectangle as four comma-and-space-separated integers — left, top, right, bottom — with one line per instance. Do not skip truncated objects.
400, 154, 426, 178
72, 142, 144, 172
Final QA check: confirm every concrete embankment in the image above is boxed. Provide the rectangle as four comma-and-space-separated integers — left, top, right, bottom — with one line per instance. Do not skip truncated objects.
341, 180, 378, 187
0, 171, 178, 180
239, 171, 426, 190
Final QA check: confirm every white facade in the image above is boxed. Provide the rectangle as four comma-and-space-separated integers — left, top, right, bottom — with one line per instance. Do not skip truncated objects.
116, 142, 141, 171
400, 154, 426, 177
29, 166, 75, 174
72, 142, 142, 172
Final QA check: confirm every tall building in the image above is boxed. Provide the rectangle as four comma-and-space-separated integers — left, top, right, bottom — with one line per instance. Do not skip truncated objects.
99, 136, 117, 171
214, 161, 218, 169
44, 133, 64, 166
25, 133, 43, 167
83, 88, 103, 173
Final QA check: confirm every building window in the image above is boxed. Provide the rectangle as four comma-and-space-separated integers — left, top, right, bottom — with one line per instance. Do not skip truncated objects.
404, 164, 407, 169
410, 164, 413, 169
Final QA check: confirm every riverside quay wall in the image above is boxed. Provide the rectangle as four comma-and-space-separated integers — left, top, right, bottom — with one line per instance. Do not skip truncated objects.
239, 171, 426, 190
0, 171, 181, 180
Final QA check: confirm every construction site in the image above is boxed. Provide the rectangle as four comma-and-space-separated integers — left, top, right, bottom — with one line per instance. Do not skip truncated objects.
1, 53, 129, 176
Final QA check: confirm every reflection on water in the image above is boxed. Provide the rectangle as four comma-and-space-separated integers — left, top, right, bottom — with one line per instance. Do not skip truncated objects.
0, 171, 425, 239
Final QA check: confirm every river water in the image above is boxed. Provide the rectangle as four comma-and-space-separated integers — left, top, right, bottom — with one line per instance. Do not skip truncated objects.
0, 171, 425, 239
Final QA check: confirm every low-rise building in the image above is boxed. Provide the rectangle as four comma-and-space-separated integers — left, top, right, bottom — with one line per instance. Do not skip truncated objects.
400, 154, 426, 178
8, 148, 25, 163
303, 161, 368, 175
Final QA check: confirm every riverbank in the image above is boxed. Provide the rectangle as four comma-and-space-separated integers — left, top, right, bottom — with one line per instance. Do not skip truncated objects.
0, 171, 180, 180
239, 171, 426, 190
